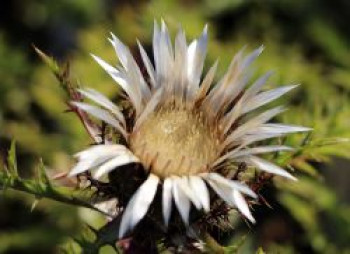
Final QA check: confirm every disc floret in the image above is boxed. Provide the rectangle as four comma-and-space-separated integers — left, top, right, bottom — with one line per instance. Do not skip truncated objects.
130, 106, 220, 178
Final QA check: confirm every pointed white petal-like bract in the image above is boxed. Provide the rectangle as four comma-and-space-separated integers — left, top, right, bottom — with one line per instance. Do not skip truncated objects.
174, 28, 188, 101
220, 67, 253, 110
223, 106, 286, 148
156, 20, 173, 86
251, 124, 312, 135
214, 145, 293, 167
202, 172, 257, 198
221, 96, 245, 134
129, 174, 159, 227
71, 101, 128, 139
220, 69, 273, 134
243, 155, 297, 181
205, 178, 235, 206
137, 40, 157, 89
78, 88, 126, 126
134, 88, 163, 131
161, 19, 173, 59
243, 71, 275, 99
187, 25, 208, 85
243, 85, 298, 114
202, 48, 245, 117
109, 33, 150, 98
229, 145, 293, 159
240, 133, 286, 146
189, 176, 210, 212
90, 54, 119, 74
186, 25, 208, 103
205, 177, 257, 223
162, 178, 173, 226
172, 177, 191, 225
195, 60, 218, 103
204, 172, 257, 198
152, 21, 161, 82
109, 33, 130, 69
109, 33, 151, 104
233, 190, 256, 223
123, 51, 151, 105
241, 46, 264, 70
70, 145, 134, 177
94, 153, 140, 179
70, 156, 112, 176
74, 144, 127, 160
240, 124, 310, 147
210, 46, 263, 116
91, 54, 142, 114
119, 174, 159, 238
176, 177, 202, 209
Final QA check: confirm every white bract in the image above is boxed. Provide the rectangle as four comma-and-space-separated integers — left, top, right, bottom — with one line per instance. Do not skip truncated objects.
69, 21, 310, 238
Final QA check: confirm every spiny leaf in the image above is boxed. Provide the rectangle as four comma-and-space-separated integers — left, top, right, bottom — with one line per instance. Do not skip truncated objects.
311, 137, 350, 147
71, 217, 124, 253
292, 159, 319, 178
201, 232, 225, 253
72, 225, 101, 254
7, 140, 18, 177
33, 46, 76, 98
35, 158, 51, 187
94, 216, 121, 247
33, 46, 60, 75
0, 166, 105, 215
85, 223, 98, 234
0, 175, 11, 192
225, 234, 248, 253
301, 132, 312, 146
256, 247, 266, 254
59, 240, 82, 254
33, 47, 102, 143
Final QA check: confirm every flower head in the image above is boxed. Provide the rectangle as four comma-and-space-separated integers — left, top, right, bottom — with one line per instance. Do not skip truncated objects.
69, 21, 310, 238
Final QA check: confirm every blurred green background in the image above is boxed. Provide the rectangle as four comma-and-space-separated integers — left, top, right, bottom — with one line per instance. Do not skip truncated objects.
0, 0, 349, 253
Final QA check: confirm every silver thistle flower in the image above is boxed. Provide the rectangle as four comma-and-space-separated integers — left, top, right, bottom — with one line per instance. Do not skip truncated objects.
69, 21, 310, 238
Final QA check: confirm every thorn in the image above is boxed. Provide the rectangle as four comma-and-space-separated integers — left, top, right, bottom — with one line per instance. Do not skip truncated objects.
301, 132, 312, 146
63, 108, 75, 113
259, 194, 273, 209
32, 45, 60, 74
31, 198, 40, 212
51, 171, 69, 180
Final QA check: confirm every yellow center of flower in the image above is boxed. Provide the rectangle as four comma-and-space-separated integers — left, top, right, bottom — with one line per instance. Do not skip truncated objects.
130, 107, 220, 178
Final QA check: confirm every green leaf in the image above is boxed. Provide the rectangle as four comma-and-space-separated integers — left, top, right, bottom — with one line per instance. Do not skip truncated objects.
256, 247, 266, 254
72, 218, 122, 253
33, 46, 77, 99
7, 140, 18, 177
226, 234, 247, 253
292, 160, 319, 178
33, 46, 60, 75
0, 163, 103, 215
35, 158, 51, 187
202, 232, 225, 253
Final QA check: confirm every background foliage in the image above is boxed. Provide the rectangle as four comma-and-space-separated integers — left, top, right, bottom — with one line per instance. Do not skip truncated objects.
0, 0, 349, 253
